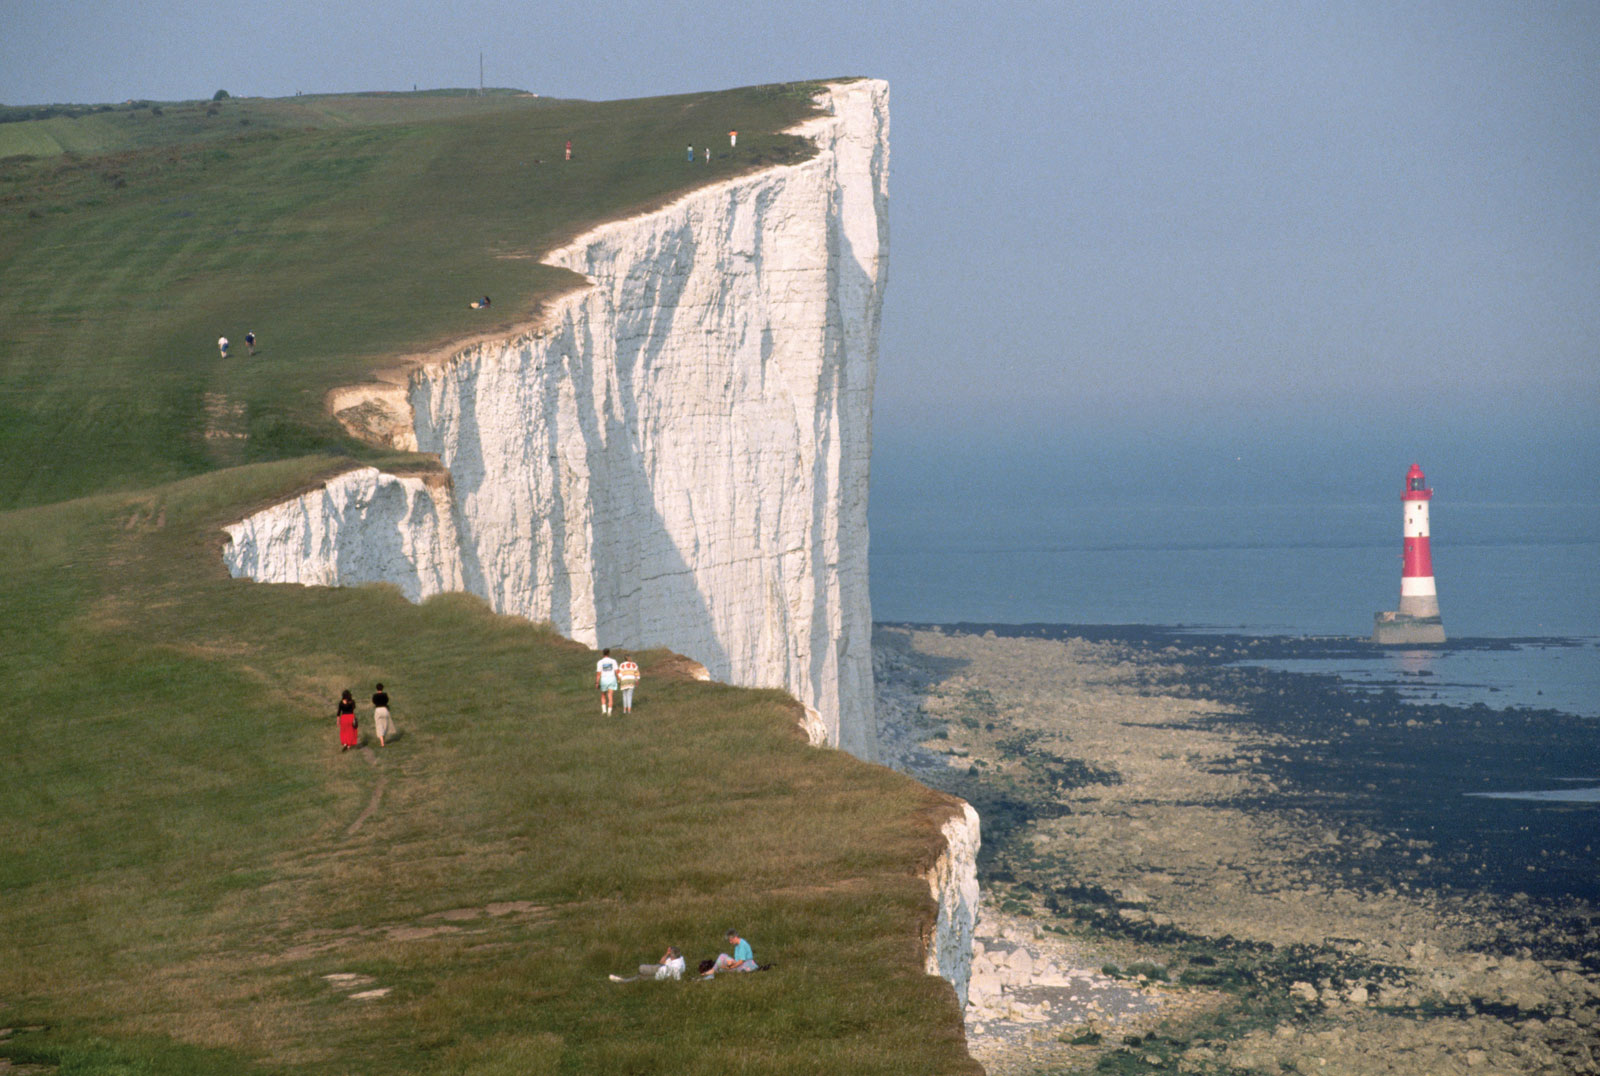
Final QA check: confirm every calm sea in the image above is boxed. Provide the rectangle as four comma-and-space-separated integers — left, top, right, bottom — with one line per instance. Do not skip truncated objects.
869, 438, 1600, 722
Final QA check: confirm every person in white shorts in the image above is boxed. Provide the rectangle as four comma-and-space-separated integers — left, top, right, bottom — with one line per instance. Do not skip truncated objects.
595, 648, 619, 715
617, 655, 640, 714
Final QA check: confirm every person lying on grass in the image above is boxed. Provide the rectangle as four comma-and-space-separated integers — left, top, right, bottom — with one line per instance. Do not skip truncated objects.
701, 930, 756, 977
609, 945, 685, 982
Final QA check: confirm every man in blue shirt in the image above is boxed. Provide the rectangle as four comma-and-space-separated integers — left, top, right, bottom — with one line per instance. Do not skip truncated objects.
703, 929, 757, 977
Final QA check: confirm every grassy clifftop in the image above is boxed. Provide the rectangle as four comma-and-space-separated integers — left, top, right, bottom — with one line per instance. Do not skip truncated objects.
0, 85, 977, 1074
0, 83, 820, 509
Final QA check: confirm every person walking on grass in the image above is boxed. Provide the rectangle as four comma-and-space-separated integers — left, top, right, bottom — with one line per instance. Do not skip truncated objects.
337, 689, 359, 751
595, 648, 619, 715
371, 682, 394, 747
617, 654, 640, 714
244, 331, 256, 356
702, 930, 757, 978
217, 335, 229, 358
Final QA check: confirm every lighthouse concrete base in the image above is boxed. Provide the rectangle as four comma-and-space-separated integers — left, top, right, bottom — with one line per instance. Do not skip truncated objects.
1372, 611, 1446, 645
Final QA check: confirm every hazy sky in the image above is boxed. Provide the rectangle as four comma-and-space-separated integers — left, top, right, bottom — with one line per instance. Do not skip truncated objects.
5, 2, 1597, 457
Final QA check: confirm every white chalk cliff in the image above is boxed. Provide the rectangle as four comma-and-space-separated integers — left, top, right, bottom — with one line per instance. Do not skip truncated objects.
222, 78, 977, 1007
926, 801, 982, 1007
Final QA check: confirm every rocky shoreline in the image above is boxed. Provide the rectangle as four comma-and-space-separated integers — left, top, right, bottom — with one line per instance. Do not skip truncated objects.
873, 625, 1599, 1075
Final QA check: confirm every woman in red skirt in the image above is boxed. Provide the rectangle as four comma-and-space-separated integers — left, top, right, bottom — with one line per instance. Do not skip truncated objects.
337, 689, 359, 751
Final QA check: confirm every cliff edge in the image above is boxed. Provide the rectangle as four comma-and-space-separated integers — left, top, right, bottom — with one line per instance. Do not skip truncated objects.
226, 79, 884, 758
221, 79, 979, 1006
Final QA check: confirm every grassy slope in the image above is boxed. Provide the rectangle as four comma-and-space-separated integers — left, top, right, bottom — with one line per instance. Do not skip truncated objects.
0, 86, 978, 1074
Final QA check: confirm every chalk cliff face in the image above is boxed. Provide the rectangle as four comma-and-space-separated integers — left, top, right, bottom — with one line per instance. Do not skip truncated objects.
926, 802, 982, 1008
227, 79, 885, 757
222, 79, 977, 1006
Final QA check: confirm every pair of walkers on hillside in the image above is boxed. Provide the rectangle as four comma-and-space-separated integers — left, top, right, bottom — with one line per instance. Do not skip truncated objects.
336, 683, 396, 750
594, 649, 640, 715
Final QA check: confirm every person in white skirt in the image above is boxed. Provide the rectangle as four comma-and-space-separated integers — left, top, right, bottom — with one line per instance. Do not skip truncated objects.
371, 682, 395, 746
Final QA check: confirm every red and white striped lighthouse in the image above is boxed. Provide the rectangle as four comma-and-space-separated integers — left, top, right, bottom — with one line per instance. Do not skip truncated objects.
1398, 463, 1440, 618
1374, 462, 1446, 643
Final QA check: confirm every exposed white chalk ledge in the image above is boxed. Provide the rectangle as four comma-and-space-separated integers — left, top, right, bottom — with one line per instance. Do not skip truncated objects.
926, 801, 982, 1007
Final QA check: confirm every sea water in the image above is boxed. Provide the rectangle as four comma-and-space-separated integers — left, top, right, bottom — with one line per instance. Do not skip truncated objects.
869, 439, 1600, 721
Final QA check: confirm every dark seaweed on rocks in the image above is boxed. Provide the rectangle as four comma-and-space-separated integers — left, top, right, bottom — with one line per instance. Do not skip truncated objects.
939, 774, 1071, 878
879, 623, 1600, 1073
905, 622, 1600, 911
922, 626, 1600, 986
996, 729, 1122, 791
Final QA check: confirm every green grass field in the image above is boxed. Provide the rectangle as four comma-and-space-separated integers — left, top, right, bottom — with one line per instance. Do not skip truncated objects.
0, 84, 818, 509
0, 85, 978, 1074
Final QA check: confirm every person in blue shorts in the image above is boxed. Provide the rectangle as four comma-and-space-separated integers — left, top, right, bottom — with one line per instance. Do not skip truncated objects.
702, 929, 756, 977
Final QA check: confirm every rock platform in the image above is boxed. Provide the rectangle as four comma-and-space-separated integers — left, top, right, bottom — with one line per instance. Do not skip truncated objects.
874, 624, 1600, 1076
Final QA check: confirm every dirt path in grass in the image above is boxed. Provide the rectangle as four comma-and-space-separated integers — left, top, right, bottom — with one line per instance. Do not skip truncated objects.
345, 766, 386, 836
873, 625, 1600, 1076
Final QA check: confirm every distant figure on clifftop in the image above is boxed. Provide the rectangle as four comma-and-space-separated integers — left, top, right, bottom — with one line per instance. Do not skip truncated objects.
595, 648, 619, 716
217, 336, 229, 358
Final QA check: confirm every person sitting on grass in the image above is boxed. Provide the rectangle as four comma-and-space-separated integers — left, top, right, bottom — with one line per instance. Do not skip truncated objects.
609, 945, 686, 982
701, 930, 756, 977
